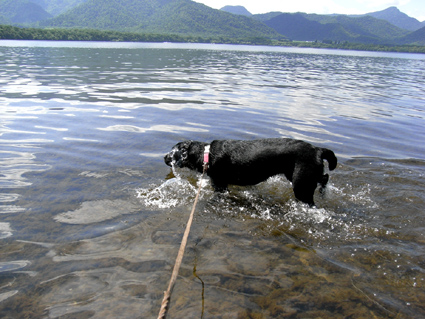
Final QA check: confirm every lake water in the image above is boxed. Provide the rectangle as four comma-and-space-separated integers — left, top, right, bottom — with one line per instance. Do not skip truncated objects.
0, 40, 424, 318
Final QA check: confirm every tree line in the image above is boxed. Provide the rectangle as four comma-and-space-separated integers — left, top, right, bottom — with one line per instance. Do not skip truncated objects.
277, 39, 425, 54
0, 24, 274, 44
1, 25, 424, 54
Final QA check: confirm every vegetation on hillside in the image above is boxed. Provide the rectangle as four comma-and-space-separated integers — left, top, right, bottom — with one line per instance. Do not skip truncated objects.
396, 26, 425, 45
0, 25, 274, 45
0, 0, 51, 24
253, 9, 425, 45
0, 0, 424, 52
302, 14, 409, 39
33, 0, 88, 16
263, 12, 411, 44
364, 6, 424, 31
1, 25, 424, 54
220, 5, 252, 17
42, 0, 168, 30
139, 0, 280, 38
41, 0, 282, 40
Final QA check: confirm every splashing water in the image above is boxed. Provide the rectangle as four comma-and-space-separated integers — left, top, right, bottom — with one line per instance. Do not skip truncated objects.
136, 168, 379, 245
136, 161, 212, 209
136, 178, 197, 209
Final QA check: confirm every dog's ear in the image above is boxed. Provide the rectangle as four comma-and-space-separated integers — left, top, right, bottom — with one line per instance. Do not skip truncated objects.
182, 140, 193, 147
180, 140, 193, 161
172, 140, 192, 167
180, 147, 188, 162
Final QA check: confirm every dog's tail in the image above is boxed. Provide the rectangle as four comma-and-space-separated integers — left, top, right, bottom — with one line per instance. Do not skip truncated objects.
321, 148, 337, 171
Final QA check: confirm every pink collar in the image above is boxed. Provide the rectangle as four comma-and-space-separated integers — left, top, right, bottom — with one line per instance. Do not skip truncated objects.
203, 145, 210, 166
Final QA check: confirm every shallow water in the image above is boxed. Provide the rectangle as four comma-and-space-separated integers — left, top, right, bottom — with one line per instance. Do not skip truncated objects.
0, 40, 424, 318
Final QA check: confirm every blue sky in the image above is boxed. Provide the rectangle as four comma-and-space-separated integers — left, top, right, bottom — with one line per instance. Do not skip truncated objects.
194, 0, 425, 22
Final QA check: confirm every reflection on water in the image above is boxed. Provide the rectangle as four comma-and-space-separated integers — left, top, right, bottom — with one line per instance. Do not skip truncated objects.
0, 41, 424, 318
0, 223, 13, 239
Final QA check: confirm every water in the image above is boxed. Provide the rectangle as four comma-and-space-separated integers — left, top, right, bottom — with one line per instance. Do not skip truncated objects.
0, 40, 424, 318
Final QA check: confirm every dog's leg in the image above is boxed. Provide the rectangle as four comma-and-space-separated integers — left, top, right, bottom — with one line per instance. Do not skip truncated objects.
292, 166, 317, 207
318, 174, 329, 197
293, 183, 316, 206
320, 173, 329, 187
210, 178, 228, 193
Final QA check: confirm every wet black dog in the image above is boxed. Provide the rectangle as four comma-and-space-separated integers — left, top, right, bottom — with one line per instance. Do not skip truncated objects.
164, 138, 337, 206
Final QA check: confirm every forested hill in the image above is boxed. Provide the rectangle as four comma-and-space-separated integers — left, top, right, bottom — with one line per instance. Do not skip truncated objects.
262, 13, 409, 44
0, 0, 52, 24
33, 0, 88, 16
0, 0, 424, 47
254, 10, 425, 45
138, 1, 279, 38
360, 6, 424, 32
40, 0, 282, 39
42, 0, 169, 30
220, 5, 252, 17
397, 26, 425, 45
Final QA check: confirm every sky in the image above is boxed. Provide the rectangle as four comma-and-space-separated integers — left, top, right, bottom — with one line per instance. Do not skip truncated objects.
194, 0, 425, 22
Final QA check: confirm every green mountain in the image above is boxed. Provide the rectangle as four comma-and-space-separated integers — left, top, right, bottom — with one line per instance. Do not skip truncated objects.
42, 0, 167, 30
0, 0, 87, 24
397, 26, 425, 45
31, 0, 89, 16
262, 13, 339, 42
220, 5, 252, 17
261, 12, 410, 44
364, 6, 423, 31
0, 0, 52, 24
0, 1, 423, 47
302, 13, 408, 39
140, 1, 277, 38
42, 0, 282, 39
0, 15, 9, 24
253, 12, 283, 23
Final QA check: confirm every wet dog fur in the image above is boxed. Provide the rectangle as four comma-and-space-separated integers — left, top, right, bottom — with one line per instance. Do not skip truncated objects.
164, 138, 337, 206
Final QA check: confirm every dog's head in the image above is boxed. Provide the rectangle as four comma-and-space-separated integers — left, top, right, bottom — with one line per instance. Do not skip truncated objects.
164, 141, 193, 168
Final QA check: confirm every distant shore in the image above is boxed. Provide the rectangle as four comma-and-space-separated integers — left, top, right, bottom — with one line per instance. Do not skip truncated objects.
1, 25, 424, 54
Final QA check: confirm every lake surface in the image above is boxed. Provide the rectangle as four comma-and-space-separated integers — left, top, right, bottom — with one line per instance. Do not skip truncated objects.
0, 40, 424, 318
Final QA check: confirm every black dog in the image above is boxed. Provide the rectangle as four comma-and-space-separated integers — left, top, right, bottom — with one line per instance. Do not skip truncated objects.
164, 138, 337, 206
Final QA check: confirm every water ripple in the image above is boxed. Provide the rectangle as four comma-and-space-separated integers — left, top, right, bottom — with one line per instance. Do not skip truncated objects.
0, 222, 13, 239
1, 42, 425, 318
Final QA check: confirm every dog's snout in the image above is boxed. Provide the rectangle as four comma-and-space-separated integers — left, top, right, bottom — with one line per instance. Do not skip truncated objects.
164, 145, 186, 169
164, 153, 172, 166
165, 148, 177, 167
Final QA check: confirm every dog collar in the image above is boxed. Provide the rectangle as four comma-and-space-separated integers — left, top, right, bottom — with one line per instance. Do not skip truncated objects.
203, 145, 210, 167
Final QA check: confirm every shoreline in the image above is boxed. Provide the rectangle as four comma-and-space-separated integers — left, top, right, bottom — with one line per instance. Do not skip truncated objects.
1, 25, 424, 54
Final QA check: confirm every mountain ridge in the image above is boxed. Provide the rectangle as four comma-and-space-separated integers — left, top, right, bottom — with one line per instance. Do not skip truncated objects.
0, 1, 423, 46
253, 8, 423, 45
0, 0, 52, 24
42, 0, 169, 30
31, 0, 88, 16
41, 0, 282, 39
362, 6, 423, 32
220, 5, 252, 17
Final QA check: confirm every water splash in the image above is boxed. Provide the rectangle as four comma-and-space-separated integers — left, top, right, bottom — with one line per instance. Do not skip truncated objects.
136, 166, 381, 246
211, 176, 380, 245
137, 156, 214, 209
326, 182, 378, 209
136, 178, 197, 209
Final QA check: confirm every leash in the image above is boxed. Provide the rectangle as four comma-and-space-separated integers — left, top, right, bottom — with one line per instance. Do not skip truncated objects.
157, 145, 210, 319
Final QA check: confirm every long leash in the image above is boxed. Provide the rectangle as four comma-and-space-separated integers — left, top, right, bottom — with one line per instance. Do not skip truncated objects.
157, 146, 210, 319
